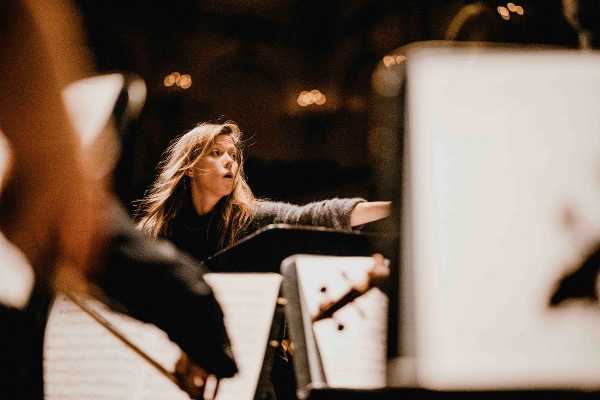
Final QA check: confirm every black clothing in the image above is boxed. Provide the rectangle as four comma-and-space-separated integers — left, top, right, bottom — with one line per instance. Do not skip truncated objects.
92, 203, 238, 378
0, 284, 51, 400
167, 196, 365, 263
168, 196, 223, 263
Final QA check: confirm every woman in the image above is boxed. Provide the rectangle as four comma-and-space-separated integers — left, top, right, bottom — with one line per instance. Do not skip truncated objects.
136, 120, 391, 262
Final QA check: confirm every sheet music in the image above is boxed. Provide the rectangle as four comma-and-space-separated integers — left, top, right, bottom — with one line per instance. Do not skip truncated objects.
294, 255, 387, 389
203, 273, 282, 400
45, 295, 186, 400
45, 273, 282, 400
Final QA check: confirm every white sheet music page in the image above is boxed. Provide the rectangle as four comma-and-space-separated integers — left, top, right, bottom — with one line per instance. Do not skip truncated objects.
45, 273, 282, 400
204, 273, 282, 400
294, 255, 387, 389
44, 295, 187, 400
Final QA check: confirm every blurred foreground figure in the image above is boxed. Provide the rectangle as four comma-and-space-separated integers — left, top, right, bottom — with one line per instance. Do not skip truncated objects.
0, 1, 236, 399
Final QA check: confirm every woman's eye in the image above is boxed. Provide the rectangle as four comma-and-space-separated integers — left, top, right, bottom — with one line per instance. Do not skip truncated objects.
211, 149, 221, 156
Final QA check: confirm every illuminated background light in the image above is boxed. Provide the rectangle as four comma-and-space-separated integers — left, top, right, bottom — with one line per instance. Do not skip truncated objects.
163, 71, 193, 89
178, 74, 192, 89
497, 6, 510, 20
315, 93, 326, 105
296, 89, 327, 107
297, 90, 309, 106
383, 55, 395, 67
163, 73, 177, 87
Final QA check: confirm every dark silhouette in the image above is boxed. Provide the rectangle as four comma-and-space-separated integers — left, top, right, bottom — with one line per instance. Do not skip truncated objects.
550, 244, 600, 305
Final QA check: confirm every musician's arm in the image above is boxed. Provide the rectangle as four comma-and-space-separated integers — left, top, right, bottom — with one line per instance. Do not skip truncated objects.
92, 205, 238, 378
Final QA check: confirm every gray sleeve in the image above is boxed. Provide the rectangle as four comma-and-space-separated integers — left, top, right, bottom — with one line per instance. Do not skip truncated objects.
253, 198, 366, 231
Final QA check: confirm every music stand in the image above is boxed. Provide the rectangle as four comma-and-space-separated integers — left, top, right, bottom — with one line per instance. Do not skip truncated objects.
205, 224, 381, 272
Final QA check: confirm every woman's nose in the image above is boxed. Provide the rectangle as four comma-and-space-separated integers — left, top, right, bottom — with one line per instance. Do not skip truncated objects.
223, 154, 233, 168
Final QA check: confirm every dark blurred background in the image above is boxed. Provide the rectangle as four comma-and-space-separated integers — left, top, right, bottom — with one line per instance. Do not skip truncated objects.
71, 0, 579, 216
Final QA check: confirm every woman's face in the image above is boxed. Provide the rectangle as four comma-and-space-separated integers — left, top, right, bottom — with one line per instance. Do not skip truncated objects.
188, 134, 239, 200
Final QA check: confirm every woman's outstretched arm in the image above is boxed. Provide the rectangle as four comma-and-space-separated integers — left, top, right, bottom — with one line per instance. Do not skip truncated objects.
254, 198, 392, 231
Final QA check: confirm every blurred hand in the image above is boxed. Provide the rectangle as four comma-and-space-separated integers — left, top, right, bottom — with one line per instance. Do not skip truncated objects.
175, 353, 220, 400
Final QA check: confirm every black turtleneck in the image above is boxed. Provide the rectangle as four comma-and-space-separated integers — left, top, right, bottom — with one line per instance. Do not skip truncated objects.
166, 196, 223, 263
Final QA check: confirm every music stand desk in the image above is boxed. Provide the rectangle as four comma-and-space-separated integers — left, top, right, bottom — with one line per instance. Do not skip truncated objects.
205, 224, 380, 272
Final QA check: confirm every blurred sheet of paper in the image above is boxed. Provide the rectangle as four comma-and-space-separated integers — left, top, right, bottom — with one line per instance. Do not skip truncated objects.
402, 45, 600, 389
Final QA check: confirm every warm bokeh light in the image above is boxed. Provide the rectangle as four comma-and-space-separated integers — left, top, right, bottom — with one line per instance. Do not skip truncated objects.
297, 91, 310, 106
395, 55, 407, 64
507, 2, 516, 12
178, 74, 192, 89
164, 72, 193, 89
497, 6, 510, 20
383, 55, 395, 68
383, 54, 406, 68
314, 93, 327, 105
515, 5, 524, 15
296, 89, 326, 107
163, 73, 176, 87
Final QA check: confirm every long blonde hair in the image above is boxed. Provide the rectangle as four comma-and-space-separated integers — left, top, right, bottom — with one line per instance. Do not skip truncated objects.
136, 121, 255, 248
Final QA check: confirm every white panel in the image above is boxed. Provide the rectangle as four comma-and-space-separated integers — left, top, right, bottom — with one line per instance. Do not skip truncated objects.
400, 45, 600, 389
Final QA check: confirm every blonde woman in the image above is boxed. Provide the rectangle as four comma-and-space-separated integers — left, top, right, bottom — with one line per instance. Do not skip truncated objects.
136, 120, 391, 263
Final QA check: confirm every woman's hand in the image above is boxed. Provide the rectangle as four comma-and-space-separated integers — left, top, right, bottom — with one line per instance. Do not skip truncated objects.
350, 201, 392, 227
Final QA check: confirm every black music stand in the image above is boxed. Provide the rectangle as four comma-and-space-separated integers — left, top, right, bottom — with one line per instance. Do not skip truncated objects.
205, 224, 381, 273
